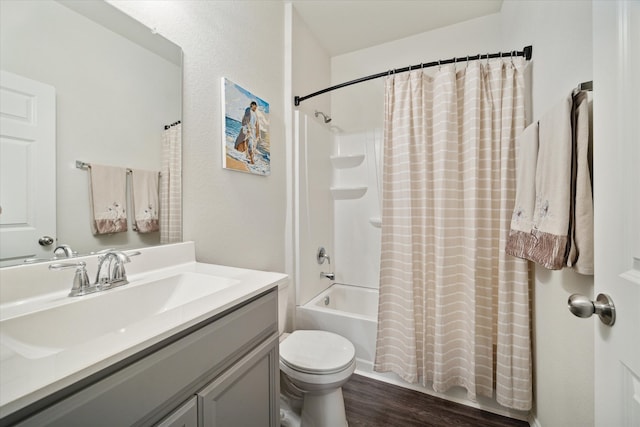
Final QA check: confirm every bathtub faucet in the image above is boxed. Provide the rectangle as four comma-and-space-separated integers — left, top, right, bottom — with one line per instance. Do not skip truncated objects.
320, 272, 335, 280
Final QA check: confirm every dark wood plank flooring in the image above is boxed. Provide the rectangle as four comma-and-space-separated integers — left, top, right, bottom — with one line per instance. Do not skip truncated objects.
342, 374, 529, 427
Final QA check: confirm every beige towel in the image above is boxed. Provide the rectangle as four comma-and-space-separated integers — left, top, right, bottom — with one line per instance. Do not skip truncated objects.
529, 95, 574, 269
505, 123, 539, 258
130, 169, 159, 233
567, 91, 594, 274
89, 164, 128, 235
506, 92, 594, 274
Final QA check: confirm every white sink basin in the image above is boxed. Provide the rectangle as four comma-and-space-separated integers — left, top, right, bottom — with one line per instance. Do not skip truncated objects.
0, 272, 239, 360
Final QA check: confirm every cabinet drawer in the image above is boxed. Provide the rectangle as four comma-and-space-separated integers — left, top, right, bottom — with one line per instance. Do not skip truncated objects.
14, 289, 277, 427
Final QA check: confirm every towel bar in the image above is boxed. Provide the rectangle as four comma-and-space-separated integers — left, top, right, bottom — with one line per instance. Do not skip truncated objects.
75, 160, 161, 177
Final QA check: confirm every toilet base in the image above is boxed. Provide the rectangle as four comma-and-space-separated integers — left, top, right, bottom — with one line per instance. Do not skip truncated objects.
300, 387, 348, 427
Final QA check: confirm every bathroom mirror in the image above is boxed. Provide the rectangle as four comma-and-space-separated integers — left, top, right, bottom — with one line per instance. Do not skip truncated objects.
0, 0, 182, 267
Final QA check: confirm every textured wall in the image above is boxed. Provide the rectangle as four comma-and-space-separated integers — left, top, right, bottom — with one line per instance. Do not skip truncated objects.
110, 1, 286, 273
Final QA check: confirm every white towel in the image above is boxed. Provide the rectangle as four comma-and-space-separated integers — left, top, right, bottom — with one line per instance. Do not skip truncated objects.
130, 169, 159, 233
89, 164, 128, 235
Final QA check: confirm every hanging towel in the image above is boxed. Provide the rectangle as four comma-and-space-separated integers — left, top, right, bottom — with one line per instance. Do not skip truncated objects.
130, 169, 160, 233
89, 164, 128, 235
567, 91, 594, 274
505, 122, 539, 259
528, 95, 574, 269
506, 92, 594, 273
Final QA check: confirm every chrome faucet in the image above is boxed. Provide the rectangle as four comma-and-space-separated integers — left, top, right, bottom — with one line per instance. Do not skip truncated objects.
95, 250, 132, 288
320, 272, 335, 280
53, 244, 77, 258
49, 250, 141, 296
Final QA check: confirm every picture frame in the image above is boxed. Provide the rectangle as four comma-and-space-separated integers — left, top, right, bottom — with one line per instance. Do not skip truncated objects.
221, 77, 270, 176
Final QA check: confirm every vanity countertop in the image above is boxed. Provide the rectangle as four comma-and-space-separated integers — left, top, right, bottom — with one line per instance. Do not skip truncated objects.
0, 242, 288, 419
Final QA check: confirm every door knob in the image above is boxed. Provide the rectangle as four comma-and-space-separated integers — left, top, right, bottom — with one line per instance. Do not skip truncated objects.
568, 293, 616, 326
38, 236, 54, 246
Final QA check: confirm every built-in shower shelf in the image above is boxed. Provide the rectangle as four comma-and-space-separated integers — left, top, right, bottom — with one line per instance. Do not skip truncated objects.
369, 217, 382, 228
330, 186, 367, 200
330, 154, 365, 169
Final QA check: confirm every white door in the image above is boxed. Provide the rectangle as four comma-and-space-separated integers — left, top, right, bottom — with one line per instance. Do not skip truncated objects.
593, 1, 640, 426
0, 70, 56, 264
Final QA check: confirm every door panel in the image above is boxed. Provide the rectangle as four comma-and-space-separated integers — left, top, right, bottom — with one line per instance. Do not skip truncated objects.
0, 70, 56, 264
593, 1, 640, 426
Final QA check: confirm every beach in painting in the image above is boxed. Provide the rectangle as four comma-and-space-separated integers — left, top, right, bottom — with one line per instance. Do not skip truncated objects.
223, 79, 270, 176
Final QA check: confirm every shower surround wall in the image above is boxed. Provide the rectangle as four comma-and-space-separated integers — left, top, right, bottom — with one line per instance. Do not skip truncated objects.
332, 130, 382, 289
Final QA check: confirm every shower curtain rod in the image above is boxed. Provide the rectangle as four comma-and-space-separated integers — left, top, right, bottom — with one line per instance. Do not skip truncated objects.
294, 45, 533, 106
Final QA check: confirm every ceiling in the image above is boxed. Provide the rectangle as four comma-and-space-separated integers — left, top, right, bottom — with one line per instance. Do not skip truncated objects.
291, 0, 504, 57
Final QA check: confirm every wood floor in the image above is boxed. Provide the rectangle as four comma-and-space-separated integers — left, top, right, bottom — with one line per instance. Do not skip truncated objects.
342, 374, 529, 427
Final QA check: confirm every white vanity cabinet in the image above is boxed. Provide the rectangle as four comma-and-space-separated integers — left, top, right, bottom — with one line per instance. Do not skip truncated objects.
10, 289, 279, 427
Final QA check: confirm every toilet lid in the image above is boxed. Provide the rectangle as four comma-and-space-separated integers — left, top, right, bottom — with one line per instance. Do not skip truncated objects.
280, 330, 355, 375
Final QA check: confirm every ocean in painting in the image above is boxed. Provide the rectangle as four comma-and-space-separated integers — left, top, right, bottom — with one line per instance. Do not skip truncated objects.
224, 116, 270, 176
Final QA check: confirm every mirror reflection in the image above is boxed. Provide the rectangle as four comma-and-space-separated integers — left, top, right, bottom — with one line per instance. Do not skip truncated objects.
0, 0, 182, 267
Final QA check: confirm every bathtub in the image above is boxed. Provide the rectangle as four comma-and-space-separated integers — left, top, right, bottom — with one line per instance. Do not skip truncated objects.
296, 283, 378, 365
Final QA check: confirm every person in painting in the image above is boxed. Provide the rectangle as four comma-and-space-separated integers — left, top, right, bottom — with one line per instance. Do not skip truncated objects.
234, 101, 260, 165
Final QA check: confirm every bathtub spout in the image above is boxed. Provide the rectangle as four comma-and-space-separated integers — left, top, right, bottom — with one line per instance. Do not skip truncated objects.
320, 272, 335, 280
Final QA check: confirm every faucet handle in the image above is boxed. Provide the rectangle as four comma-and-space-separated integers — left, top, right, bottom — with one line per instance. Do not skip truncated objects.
317, 247, 331, 265
49, 262, 95, 297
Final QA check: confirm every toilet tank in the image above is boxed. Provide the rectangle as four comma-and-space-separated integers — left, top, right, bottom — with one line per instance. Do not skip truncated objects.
277, 280, 289, 336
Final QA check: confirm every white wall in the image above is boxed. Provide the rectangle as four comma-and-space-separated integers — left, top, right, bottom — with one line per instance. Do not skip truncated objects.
110, 0, 287, 273
501, 2, 594, 426
1, 0, 180, 255
331, 13, 503, 134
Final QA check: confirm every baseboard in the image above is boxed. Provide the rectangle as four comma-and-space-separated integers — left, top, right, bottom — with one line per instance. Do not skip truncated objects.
528, 412, 541, 427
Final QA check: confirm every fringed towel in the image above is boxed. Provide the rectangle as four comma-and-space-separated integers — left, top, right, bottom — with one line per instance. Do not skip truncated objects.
506, 92, 593, 274
130, 169, 160, 233
505, 122, 539, 260
89, 164, 128, 235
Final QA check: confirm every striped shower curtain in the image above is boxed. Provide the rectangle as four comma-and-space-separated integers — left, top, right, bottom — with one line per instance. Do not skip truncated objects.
374, 58, 532, 410
160, 123, 182, 244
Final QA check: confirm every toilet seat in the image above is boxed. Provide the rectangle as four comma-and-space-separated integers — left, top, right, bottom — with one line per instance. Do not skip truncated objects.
280, 330, 356, 375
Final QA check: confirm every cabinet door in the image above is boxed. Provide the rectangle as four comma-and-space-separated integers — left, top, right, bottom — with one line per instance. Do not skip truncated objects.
198, 334, 278, 427
156, 397, 197, 427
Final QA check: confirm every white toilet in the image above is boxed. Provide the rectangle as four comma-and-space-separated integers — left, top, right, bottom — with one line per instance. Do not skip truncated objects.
278, 283, 356, 427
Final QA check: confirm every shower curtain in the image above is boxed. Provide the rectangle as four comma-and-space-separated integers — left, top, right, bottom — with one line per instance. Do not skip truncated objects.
160, 123, 182, 244
374, 58, 532, 411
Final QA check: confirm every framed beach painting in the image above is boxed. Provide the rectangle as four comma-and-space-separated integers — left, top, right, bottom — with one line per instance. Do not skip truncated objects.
221, 77, 271, 176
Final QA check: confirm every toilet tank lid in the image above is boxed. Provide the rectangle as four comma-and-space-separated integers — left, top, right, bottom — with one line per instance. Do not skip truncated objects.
280, 330, 355, 374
